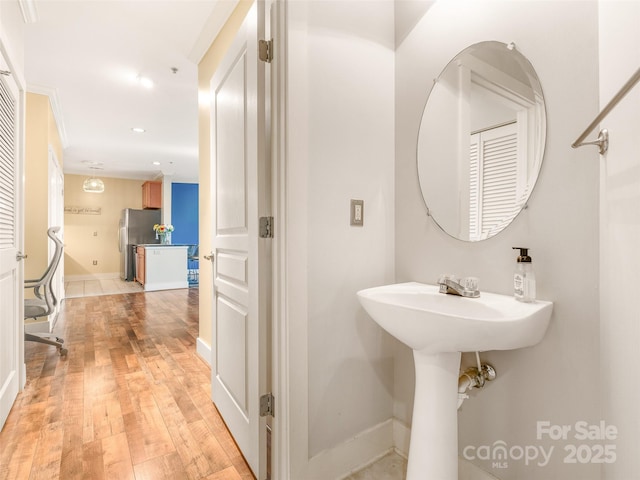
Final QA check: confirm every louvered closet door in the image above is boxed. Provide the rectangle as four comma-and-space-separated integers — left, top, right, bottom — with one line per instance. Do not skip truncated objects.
469, 123, 518, 240
0, 54, 23, 429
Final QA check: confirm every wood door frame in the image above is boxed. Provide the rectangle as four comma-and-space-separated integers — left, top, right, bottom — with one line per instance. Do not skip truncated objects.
270, 1, 309, 478
47, 147, 64, 320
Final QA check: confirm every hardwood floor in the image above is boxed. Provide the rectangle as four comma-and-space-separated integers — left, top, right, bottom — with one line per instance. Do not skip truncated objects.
0, 289, 254, 480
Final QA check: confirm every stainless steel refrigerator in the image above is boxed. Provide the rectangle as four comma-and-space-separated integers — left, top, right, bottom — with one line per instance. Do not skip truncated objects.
119, 208, 161, 280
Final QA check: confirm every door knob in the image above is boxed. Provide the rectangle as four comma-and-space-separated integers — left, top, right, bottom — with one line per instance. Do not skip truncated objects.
16, 252, 27, 261
203, 252, 215, 262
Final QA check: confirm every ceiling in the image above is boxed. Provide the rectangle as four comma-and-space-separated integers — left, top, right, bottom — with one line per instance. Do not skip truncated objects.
24, 0, 236, 182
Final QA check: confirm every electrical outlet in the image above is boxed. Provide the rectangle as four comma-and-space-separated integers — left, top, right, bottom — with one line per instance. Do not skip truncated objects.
350, 199, 364, 226
93, 231, 98, 236
92, 260, 98, 265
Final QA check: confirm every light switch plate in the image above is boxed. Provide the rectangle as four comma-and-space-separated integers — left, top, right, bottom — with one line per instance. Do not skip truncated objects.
350, 199, 364, 226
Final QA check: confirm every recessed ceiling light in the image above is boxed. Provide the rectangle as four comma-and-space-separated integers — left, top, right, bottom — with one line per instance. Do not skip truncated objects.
137, 76, 154, 89
152, 161, 161, 166
131, 127, 146, 133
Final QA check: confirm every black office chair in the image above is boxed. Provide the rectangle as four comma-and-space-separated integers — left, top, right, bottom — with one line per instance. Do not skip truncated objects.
24, 226, 67, 356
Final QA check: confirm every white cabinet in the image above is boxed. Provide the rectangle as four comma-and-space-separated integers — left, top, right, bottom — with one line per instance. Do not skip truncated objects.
139, 245, 188, 291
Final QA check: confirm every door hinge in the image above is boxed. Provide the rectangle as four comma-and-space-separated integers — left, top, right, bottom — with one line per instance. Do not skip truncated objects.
259, 216, 274, 238
260, 393, 274, 417
259, 39, 273, 63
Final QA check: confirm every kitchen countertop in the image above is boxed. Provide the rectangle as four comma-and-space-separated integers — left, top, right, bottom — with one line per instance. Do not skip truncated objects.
137, 244, 190, 247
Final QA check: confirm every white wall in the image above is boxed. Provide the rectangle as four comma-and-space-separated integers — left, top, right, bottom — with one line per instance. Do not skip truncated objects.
599, 2, 640, 479
286, 0, 396, 475
395, 2, 601, 479
0, 1, 25, 76
418, 63, 463, 235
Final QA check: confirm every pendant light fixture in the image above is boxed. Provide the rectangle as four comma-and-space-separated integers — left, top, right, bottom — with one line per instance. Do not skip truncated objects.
81, 161, 105, 193
82, 176, 105, 193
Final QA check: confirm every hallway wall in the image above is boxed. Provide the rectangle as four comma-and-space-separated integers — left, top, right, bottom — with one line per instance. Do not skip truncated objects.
197, 0, 253, 356
64, 174, 142, 279
25, 93, 63, 280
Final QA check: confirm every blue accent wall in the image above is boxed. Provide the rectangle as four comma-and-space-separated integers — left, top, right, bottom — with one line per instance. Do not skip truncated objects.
171, 183, 199, 245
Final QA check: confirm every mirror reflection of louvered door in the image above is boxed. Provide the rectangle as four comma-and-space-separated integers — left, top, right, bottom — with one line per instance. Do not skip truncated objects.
0, 54, 24, 429
469, 122, 519, 240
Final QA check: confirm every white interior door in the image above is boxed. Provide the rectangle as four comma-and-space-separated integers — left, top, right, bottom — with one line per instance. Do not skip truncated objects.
48, 148, 64, 320
210, 2, 268, 478
0, 51, 24, 429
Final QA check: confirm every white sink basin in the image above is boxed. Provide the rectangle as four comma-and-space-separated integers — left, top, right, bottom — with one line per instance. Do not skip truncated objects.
357, 282, 553, 480
357, 282, 553, 353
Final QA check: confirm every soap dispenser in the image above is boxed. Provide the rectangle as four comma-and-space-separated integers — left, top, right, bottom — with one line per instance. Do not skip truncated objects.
512, 247, 536, 302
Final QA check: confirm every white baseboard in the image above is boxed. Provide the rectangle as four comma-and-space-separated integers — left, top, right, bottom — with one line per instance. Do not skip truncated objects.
304, 419, 497, 480
196, 337, 211, 366
392, 418, 411, 458
144, 281, 189, 292
65, 272, 120, 282
307, 419, 394, 480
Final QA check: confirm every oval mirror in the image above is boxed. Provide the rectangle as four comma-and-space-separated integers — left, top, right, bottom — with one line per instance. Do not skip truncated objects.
417, 41, 546, 241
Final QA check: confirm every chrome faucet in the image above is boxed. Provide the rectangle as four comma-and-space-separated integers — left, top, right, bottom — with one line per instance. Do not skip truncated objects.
438, 275, 480, 298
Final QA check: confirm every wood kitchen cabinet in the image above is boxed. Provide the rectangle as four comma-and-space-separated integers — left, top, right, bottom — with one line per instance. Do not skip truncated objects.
135, 246, 146, 285
142, 181, 161, 209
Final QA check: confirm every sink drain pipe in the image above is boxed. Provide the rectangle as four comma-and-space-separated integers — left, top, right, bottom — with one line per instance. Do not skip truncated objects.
457, 352, 496, 409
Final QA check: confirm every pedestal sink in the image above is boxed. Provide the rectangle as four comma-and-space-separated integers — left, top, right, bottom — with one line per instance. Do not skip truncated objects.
357, 282, 553, 480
